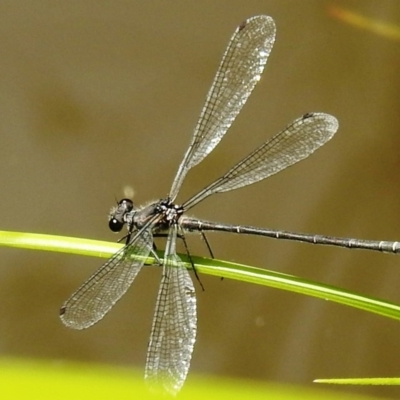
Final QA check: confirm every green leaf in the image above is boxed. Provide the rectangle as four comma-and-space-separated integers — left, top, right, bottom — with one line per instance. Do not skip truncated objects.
1, 230, 400, 321
315, 377, 400, 385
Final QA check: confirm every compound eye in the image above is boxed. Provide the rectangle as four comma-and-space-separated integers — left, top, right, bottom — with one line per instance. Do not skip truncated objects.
109, 217, 124, 232
118, 198, 134, 212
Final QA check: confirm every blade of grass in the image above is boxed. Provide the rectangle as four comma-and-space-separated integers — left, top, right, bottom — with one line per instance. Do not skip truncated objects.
1, 230, 400, 322
191, 255, 400, 321
315, 377, 400, 385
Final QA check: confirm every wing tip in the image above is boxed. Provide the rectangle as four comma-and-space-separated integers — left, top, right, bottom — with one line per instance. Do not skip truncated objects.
302, 112, 339, 137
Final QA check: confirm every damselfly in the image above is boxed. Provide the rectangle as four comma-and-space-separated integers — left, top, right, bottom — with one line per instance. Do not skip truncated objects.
60, 15, 396, 395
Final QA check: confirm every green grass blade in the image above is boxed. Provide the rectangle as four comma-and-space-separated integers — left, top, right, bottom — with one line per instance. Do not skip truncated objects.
191, 256, 400, 321
0, 230, 121, 258
1, 230, 400, 322
315, 377, 400, 385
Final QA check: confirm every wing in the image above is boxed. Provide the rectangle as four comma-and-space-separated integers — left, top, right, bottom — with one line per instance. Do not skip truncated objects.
144, 225, 196, 395
60, 228, 153, 329
183, 112, 338, 210
169, 15, 276, 201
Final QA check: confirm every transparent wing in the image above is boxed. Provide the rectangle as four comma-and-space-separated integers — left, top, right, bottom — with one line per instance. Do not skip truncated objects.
183, 113, 338, 210
60, 229, 153, 329
144, 225, 196, 395
169, 15, 276, 201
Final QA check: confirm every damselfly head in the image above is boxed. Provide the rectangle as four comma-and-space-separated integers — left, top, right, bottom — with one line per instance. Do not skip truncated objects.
108, 198, 134, 232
